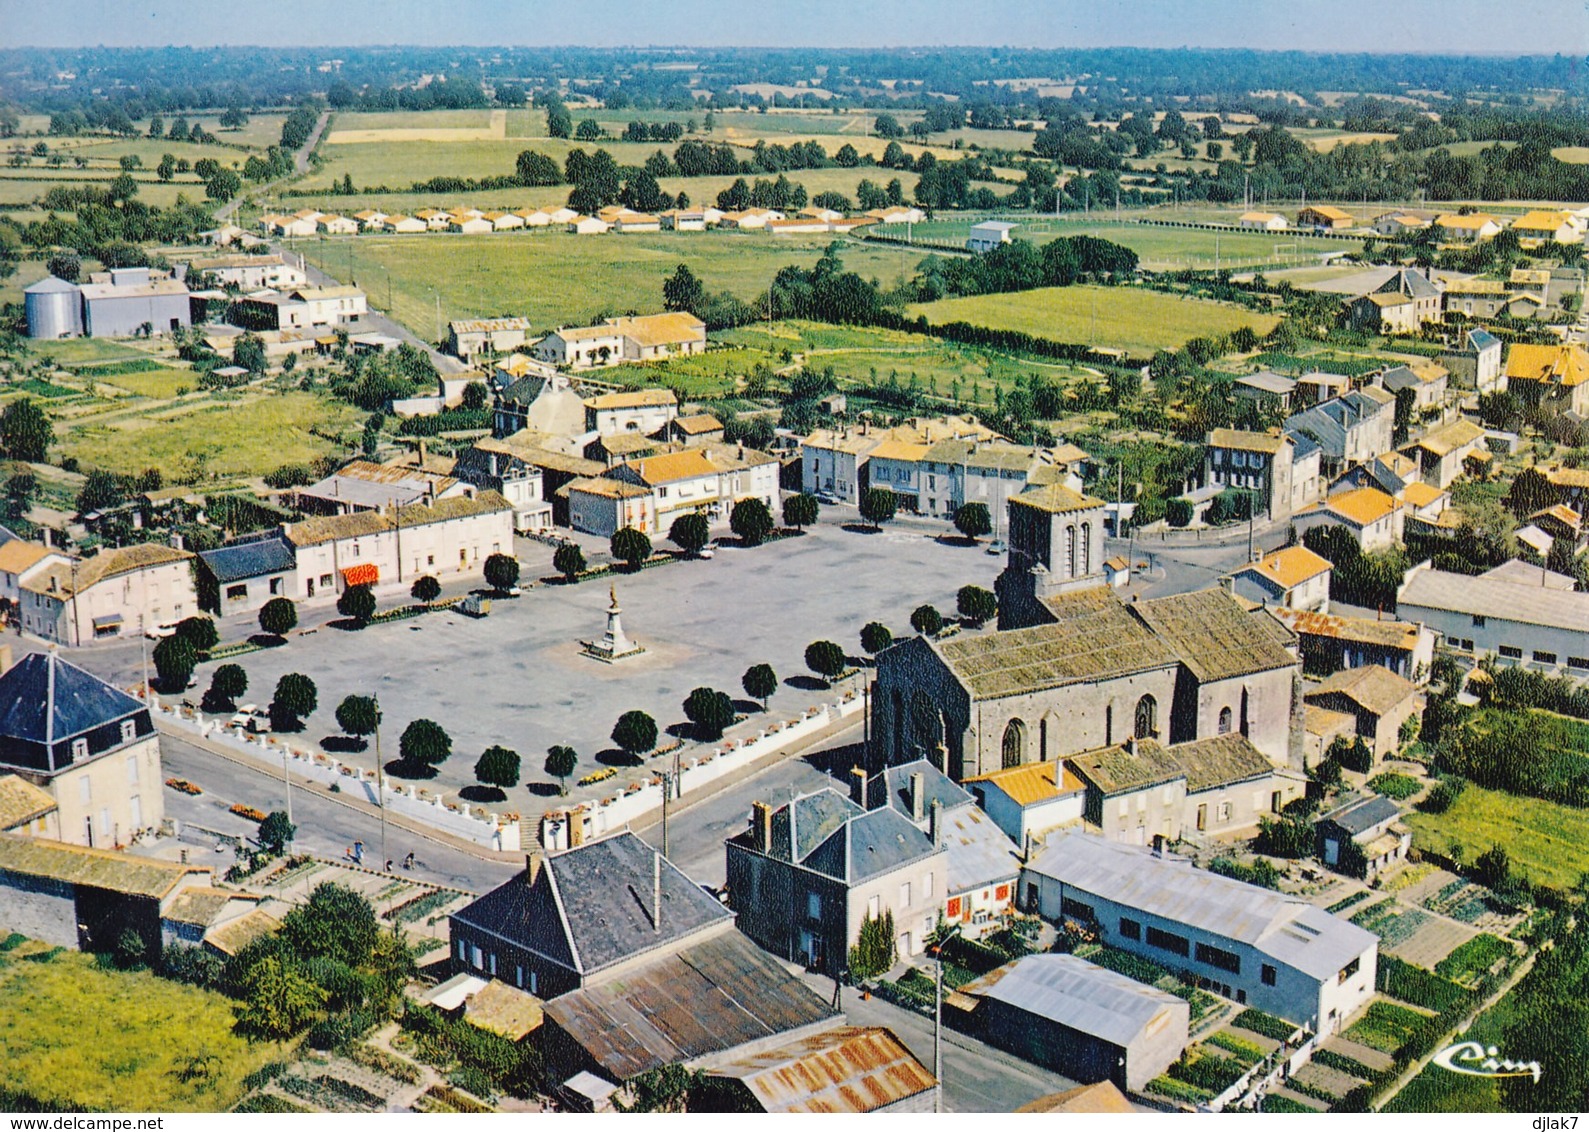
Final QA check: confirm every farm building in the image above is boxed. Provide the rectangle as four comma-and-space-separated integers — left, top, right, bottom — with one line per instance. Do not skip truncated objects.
1239, 212, 1287, 231
967, 220, 1019, 252
1297, 205, 1354, 230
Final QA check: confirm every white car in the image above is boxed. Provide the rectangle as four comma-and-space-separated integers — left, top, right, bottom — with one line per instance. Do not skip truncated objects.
229, 704, 269, 732
145, 621, 179, 639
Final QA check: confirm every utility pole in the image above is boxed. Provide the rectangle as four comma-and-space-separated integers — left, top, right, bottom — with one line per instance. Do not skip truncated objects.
373, 694, 388, 870
138, 614, 150, 703
932, 923, 961, 1113
660, 771, 672, 857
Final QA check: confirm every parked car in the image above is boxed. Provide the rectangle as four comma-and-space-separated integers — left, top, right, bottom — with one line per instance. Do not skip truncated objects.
698, 544, 717, 559
146, 621, 179, 639
229, 704, 269, 732
815, 491, 841, 505
985, 539, 1007, 556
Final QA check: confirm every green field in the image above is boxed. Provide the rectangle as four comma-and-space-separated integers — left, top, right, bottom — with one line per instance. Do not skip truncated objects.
1406, 782, 1589, 891
906, 284, 1279, 354
90, 367, 200, 400
609, 318, 1094, 399
323, 230, 918, 339
57, 389, 362, 480
0, 937, 281, 1111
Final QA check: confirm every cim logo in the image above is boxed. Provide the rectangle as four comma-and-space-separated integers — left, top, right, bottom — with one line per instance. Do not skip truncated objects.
1431, 1040, 1541, 1083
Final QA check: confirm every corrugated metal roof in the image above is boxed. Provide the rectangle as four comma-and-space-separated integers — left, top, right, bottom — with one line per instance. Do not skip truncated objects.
1399, 566, 1589, 633
708, 1026, 935, 1113
1027, 833, 1377, 980
957, 953, 1187, 1048
543, 931, 837, 1081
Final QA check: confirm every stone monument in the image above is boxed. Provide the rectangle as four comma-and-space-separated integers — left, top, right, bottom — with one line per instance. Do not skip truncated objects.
581, 584, 646, 663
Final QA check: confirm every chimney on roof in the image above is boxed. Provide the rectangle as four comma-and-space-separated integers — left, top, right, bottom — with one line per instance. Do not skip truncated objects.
929, 799, 942, 848
526, 851, 545, 887
752, 800, 773, 853
1127, 736, 1138, 757
850, 767, 867, 808
909, 772, 925, 824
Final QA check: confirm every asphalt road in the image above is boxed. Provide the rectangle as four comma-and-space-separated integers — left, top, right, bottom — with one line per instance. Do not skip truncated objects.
155, 733, 520, 894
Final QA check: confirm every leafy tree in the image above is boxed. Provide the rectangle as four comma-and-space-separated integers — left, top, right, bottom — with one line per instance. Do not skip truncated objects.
611, 526, 652, 570
258, 597, 297, 638
153, 635, 197, 691
544, 745, 578, 794
956, 585, 997, 626
484, 553, 520, 592
271, 673, 318, 731
662, 263, 705, 313
782, 493, 820, 532
848, 909, 897, 980
873, 114, 904, 139
683, 687, 736, 741
553, 542, 586, 582
337, 583, 377, 624
1254, 815, 1314, 858
611, 710, 658, 758
76, 468, 128, 513
742, 663, 778, 710
860, 621, 893, 656
859, 487, 897, 530
910, 604, 943, 636
203, 663, 248, 713
400, 719, 452, 769
953, 502, 992, 541
730, 497, 774, 545
669, 512, 711, 556
335, 694, 381, 739
619, 1064, 706, 1114
46, 252, 80, 282
174, 615, 218, 652
283, 882, 381, 968
475, 745, 521, 791
575, 118, 603, 140
233, 332, 267, 373
258, 811, 296, 856
237, 955, 327, 1039
1475, 843, 1510, 888
410, 575, 441, 604
0, 398, 53, 462
804, 640, 846, 685
1507, 466, 1555, 517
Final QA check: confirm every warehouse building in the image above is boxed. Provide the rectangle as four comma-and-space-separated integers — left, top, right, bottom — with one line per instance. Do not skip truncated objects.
78, 268, 191, 338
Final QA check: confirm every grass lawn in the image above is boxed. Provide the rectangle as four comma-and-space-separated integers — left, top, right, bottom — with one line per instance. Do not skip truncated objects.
906, 284, 1279, 354
29, 337, 153, 367
324, 231, 914, 339
91, 367, 199, 400
1406, 782, 1589, 892
56, 390, 361, 480
0, 937, 282, 1111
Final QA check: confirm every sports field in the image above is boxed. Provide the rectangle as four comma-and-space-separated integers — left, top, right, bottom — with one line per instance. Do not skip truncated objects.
906, 284, 1279, 353
326, 230, 918, 338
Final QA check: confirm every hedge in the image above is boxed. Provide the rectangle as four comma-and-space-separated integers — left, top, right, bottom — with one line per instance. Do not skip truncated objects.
1232, 1008, 1297, 1042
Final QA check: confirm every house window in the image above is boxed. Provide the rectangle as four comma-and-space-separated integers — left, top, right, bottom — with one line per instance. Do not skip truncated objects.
867, 895, 880, 920
1499, 645, 1522, 659
1261, 963, 1277, 986
226, 584, 248, 601
1134, 695, 1158, 740
1218, 706, 1233, 735
1120, 917, 1142, 940
1471, 614, 1486, 627
1146, 926, 1190, 956
922, 872, 933, 900
807, 891, 822, 920
121, 720, 137, 745
1533, 651, 1557, 665
79, 777, 91, 802
1196, 942, 1242, 974
1339, 956, 1361, 984
899, 881, 912, 909
126, 755, 139, 784
1060, 896, 1095, 922
269, 578, 283, 595
320, 574, 333, 588
71, 738, 89, 762
1570, 657, 1589, 671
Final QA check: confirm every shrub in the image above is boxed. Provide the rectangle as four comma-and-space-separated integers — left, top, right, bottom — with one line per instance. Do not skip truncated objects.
337, 584, 377, 624
1165, 497, 1194, 527
1169, 1052, 1246, 1093
1232, 1008, 1296, 1042
1417, 776, 1466, 814
1369, 772, 1421, 800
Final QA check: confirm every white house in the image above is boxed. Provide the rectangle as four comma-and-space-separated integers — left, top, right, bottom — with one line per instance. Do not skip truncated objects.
1239, 212, 1287, 231
1224, 544, 1333, 612
968, 221, 1019, 253
568, 216, 612, 235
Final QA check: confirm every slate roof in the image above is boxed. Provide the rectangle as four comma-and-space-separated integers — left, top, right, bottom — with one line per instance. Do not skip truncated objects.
1377, 268, 1441, 300
451, 832, 731, 978
0, 833, 205, 899
0, 652, 146, 758
1027, 833, 1377, 981
1129, 588, 1299, 683
1237, 371, 1298, 395
1323, 796, 1402, 836
869, 763, 1020, 891
872, 759, 974, 820
542, 931, 837, 1081
199, 536, 295, 584
708, 1026, 936, 1113
804, 805, 939, 884
956, 953, 1187, 1048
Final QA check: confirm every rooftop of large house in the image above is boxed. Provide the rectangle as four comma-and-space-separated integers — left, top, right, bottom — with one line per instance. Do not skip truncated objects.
1028, 833, 1377, 980
583, 388, 679, 411
281, 491, 510, 546
1208, 428, 1289, 455
1406, 418, 1485, 457
1505, 343, 1589, 387
1234, 545, 1333, 590
199, 536, 296, 585
0, 774, 56, 830
1312, 486, 1399, 527
0, 652, 148, 771
23, 543, 193, 600
1068, 732, 1277, 796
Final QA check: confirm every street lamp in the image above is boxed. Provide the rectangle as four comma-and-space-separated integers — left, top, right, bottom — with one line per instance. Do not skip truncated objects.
932, 922, 963, 1113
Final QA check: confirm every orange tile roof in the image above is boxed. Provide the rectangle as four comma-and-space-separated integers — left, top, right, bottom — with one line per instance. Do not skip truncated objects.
628, 449, 718, 485
962, 761, 1084, 805
1324, 487, 1399, 527
0, 541, 60, 574
1241, 545, 1332, 589
1506, 343, 1589, 388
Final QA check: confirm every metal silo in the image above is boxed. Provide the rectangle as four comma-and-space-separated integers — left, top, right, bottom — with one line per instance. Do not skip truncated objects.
24, 275, 83, 339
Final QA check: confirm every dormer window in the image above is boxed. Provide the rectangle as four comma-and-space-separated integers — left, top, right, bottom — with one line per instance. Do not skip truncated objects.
70, 738, 88, 762
121, 720, 137, 745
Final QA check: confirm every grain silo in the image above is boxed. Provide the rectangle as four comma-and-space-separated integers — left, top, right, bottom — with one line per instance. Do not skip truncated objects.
23, 275, 83, 339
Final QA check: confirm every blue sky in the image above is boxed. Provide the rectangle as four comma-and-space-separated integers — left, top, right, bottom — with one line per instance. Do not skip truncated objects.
1, 0, 1582, 52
